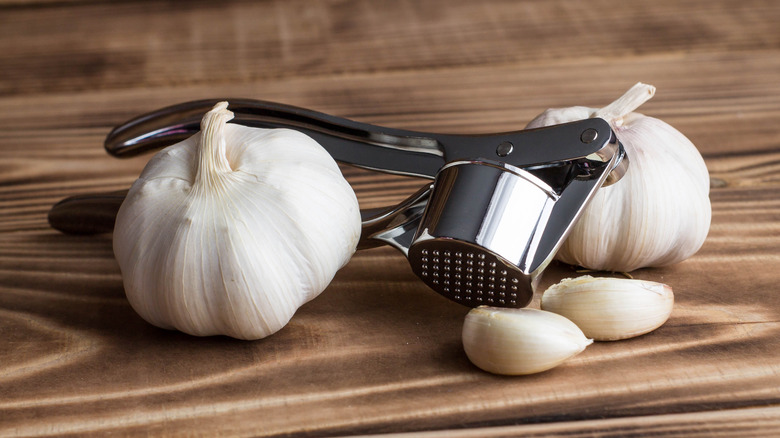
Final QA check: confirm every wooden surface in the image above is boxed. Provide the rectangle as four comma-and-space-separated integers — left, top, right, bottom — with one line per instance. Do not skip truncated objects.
1, 0, 779, 436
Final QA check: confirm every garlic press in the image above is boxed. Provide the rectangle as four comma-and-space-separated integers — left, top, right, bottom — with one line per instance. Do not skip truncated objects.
49, 98, 627, 308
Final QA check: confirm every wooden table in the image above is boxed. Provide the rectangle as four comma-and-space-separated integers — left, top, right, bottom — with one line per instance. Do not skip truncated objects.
1, 0, 779, 436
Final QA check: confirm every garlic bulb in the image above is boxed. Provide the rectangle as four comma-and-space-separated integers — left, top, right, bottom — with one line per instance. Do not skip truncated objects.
541, 276, 674, 341
526, 83, 711, 272
462, 307, 592, 375
113, 102, 361, 340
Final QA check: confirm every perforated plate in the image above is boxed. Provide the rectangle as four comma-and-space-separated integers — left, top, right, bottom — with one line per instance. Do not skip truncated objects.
407, 239, 533, 308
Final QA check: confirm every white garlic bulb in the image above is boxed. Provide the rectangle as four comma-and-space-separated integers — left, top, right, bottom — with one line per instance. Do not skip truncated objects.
462, 307, 592, 375
526, 83, 711, 272
541, 276, 674, 341
113, 102, 361, 340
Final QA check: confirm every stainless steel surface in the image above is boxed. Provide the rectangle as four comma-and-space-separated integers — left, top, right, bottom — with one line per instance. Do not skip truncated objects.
358, 184, 431, 254
408, 161, 557, 307
405, 138, 624, 308
50, 99, 628, 308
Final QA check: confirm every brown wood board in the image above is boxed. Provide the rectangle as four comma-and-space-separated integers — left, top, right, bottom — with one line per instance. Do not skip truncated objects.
0, 0, 779, 436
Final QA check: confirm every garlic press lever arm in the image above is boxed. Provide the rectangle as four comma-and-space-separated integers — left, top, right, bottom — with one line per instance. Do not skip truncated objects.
104, 98, 618, 179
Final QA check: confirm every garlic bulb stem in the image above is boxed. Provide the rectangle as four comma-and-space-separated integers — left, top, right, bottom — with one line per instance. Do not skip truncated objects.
196, 101, 234, 188
594, 82, 656, 127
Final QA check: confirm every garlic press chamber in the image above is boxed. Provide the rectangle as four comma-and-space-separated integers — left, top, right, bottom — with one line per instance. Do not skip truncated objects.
49, 99, 627, 308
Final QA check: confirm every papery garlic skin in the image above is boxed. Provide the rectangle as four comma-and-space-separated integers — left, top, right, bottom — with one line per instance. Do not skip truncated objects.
114, 102, 361, 340
462, 307, 592, 375
526, 83, 711, 272
541, 276, 674, 341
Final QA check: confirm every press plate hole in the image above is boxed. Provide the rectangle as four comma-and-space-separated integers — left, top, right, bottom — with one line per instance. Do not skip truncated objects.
408, 240, 532, 308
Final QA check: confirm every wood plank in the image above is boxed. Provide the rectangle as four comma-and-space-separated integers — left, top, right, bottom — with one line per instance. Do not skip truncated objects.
1, 0, 779, 96
0, 51, 777, 220
0, 241, 779, 436
1, 51, 778, 155
374, 405, 780, 437
0, 156, 778, 435
1, 0, 779, 435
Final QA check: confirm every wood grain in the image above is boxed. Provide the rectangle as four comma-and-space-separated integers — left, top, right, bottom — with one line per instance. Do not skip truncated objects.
1, 0, 779, 436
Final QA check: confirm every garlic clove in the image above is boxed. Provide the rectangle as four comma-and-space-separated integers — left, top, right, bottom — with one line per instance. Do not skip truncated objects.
462, 307, 592, 375
541, 275, 674, 341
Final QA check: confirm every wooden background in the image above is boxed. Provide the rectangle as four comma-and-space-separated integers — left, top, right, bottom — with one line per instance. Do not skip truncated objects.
1, 0, 779, 436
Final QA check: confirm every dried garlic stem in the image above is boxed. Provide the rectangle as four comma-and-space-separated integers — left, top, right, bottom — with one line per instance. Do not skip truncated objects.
195, 101, 234, 188
595, 82, 656, 127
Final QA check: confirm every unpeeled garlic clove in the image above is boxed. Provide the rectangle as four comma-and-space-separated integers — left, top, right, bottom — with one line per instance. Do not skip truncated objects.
462, 307, 592, 375
541, 276, 674, 341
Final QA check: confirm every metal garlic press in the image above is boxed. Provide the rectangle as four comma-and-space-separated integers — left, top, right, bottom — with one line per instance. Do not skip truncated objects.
48, 98, 628, 308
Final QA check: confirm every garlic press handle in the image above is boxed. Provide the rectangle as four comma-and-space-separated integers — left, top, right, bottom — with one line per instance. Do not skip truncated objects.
104, 98, 619, 180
